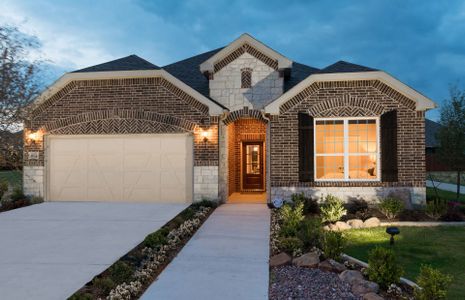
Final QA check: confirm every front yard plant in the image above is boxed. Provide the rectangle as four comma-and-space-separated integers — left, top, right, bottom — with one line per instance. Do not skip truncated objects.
415, 264, 453, 300
425, 197, 448, 220
69, 201, 216, 300
322, 231, 346, 260
378, 197, 404, 220
367, 246, 403, 289
320, 194, 346, 223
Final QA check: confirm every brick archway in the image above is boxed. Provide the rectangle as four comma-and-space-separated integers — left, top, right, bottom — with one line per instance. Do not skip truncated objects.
222, 107, 268, 125
44, 109, 198, 134
307, 94, 387, 117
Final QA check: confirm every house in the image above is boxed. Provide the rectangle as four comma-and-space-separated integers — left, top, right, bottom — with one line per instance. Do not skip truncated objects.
23, 33, 435, 206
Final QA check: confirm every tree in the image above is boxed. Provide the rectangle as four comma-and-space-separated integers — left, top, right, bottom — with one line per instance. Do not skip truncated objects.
0, 25, 43, 170
436, 86, 465, 200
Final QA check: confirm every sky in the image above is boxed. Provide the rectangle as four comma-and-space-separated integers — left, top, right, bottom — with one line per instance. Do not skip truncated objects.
2, 0, 465, 120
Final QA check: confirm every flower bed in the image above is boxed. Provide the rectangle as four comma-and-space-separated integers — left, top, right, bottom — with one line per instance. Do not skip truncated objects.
69, 200, 216, 300
0, 185, 43, 213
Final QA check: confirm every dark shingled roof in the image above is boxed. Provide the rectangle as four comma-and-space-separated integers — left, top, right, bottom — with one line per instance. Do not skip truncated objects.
284, 62, 320, 93
163, 48, 223, 98
73, 55, 160, 73
319, 60, 378, 73
426, 119, 442, 148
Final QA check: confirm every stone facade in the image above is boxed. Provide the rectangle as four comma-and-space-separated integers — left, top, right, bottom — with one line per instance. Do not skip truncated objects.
194, 166, 219, 201
23, 166, 44, 197
209, 52, 283, 110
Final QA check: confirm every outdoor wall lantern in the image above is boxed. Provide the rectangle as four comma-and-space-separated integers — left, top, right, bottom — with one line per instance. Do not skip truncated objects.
26, 129, 44, 145
201, 130, 209, 143
386, 226, 400, 245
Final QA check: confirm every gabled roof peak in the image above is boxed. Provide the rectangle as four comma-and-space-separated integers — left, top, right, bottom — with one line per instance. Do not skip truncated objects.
199, 33, 293, 74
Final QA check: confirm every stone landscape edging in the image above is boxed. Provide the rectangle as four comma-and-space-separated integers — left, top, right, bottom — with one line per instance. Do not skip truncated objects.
341, 254, 420, 290
380, 221, 465, 227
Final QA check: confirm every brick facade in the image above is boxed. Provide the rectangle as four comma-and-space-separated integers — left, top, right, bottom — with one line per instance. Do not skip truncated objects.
270, 80, 425, 191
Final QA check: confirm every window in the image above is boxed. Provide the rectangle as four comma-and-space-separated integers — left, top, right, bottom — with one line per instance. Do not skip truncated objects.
315, 118, 379, 181
241, 68, 252, 88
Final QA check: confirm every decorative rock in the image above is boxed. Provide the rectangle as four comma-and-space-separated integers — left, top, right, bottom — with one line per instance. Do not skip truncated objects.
352, 279, 380, 295
270, 252, 291, 267
364, 217, 381, 228
334, 221, 352, 231
347, 219, 364, 229
292, 251, 320, 268
339, 270, 364, 285
363, 292, 384, 300
318, 259, 347, 273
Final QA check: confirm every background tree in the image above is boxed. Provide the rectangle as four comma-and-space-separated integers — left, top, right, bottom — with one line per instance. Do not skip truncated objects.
437, 86, 465, 200
0, 25, 43, 170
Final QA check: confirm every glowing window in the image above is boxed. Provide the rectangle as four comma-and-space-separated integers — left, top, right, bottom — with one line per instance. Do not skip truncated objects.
315, 118, 379, 181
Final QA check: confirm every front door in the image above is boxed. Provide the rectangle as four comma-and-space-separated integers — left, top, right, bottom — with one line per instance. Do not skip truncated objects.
242, 142, 264, 190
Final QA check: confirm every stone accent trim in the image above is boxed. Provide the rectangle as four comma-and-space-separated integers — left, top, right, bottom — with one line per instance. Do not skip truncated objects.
307, 94, 386, 117
214, 44, 278, 73
194, 166, 219, 202
23, 166, 44, 197
31, 77, 210, 118
271, 181, 425, 188
222, 107, 268, 125
279, 80, 417, 114
43, 109, 198, 133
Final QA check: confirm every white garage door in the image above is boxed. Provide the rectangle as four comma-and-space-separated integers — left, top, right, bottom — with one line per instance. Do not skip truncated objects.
47, 134, 193, 203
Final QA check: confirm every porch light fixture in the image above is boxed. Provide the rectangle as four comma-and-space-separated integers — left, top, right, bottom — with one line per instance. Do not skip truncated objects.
26, 129, 44, 145
386, 227, 400, 245
201, 130, 209, 143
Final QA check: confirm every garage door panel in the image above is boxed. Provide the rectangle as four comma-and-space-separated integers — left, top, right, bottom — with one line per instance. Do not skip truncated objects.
48, 134, 192, 203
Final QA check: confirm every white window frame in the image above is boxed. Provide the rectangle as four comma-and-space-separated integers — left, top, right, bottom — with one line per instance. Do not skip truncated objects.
313, 116, 380, 182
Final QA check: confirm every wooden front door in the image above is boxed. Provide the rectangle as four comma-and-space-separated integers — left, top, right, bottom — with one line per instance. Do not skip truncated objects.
242, 142, 264, 190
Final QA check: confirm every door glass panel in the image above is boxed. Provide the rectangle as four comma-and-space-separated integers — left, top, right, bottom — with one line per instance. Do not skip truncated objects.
246, 145, 261, 174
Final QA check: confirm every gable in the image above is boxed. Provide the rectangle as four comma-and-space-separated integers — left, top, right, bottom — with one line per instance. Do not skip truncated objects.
200, 33, 292, 76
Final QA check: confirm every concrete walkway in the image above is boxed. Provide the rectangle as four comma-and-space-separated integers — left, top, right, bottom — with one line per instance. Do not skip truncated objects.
427, 180, 465, 194
0, 202, 187, 300
142, 204, 270, 300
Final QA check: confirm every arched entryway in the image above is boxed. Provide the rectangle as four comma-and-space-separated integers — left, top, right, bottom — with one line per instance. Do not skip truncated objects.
226, 118, 267, 203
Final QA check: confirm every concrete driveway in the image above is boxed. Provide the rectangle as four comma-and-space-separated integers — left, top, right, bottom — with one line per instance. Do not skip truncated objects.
0, 202, 187, 300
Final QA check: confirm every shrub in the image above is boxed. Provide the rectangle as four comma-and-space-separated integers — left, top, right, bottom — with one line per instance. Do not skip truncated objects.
92, 277, 115, 295
0, 179, 8, 200
415, 265, 453, 300
10, 187, 26, 202
320, 194, 346, 223
367, 247, 403, 289
439, 211, 464, 222
297, 217, 323, 250
30, 196, 44, 204
378, 197, 404, 220
291, 192, 319, 215
346, 199, 371, 220
68, 293, 94, 300
279, 201, 304, 237
144, 228, 169, 249
191, 199, 217, 209
322, 231, 346, 260
278, 236, 303, 256
425, 197, 448, 220
108, 261, 133, 284
179, 207, 195, 220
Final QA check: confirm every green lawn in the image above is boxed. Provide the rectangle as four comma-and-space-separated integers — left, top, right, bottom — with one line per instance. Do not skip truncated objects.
428, 172, 465, 186
345, 226, 465, 299
427, 187, 465, 203
0, 170, 22, 188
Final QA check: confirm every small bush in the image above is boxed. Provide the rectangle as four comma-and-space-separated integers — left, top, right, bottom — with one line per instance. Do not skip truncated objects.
144, 228, 169, 249
279, 201, 304, 237
10, 187, 26, 202
378, 197, 404, 220
367, 247, 403, 289
108, 261, 133, 284
278, 236, 303, 256
415, 265, 453, 300
439, 211, 464, 222
0, 179, 8, 200
297, 217, 323, 250
425, 197, 448, 220
30, 196, 44, 204
92, 277, 115, 295
179, 208, 195, 220
322, 231, 346, 260
320, 194, 347, 223
191, 199, 217, 209
346, 199, 371, 220
291, 192, 319, 215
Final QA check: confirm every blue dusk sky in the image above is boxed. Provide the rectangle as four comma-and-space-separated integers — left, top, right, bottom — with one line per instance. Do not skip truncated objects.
2, 0, 465, 120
